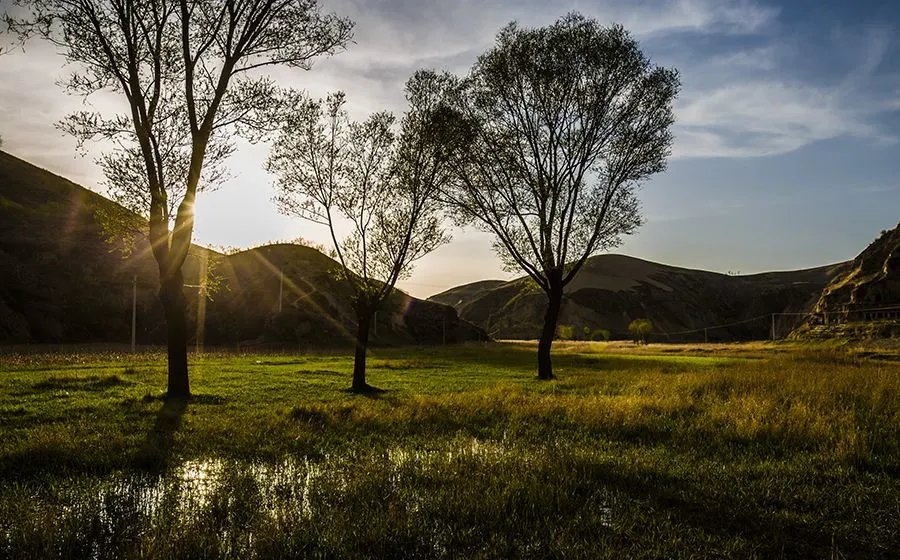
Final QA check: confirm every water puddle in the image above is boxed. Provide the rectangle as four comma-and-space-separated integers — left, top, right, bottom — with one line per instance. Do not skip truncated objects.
2, 438, 616, 556
64, 438, 521, 524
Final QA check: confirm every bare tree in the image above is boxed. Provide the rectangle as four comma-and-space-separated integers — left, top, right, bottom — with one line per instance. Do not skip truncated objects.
9, 0, 352, 397
441, 13, 679, 379
269, 72, 455, 393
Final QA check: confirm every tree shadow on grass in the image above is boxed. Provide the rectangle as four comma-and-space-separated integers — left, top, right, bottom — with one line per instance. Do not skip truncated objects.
134, 396, 188, 472
344, 384, 388, 397
133, 393, 226, 472
579, 458, 879, 559
11, 374, 132, 396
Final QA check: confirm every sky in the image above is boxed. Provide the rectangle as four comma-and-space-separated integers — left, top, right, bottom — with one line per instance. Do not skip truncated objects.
1, 0, 899, 298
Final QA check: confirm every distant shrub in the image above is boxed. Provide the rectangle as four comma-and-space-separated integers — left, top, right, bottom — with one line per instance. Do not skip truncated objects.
628, 319, 653, 344
557, 324, 576, 340
591, 328, 611, 341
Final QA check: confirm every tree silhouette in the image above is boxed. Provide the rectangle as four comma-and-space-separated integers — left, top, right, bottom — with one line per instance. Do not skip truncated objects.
269, 72, 456, 392
9, 0, 352, 396
441, 13, 678, 379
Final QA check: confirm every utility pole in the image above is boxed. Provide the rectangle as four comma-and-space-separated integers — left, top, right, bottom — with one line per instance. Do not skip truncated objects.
278, 266, 284, 313
704, 327, 708, 344
771, 314, 776, 341
196, 253, 208, 356
131, 275, 137, 353
442, 316, 446, 345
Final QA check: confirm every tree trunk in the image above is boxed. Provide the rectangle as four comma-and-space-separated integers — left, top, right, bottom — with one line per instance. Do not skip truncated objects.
160, 270, 190, 398
351, 309, 372, 393
537, 283, 563, 380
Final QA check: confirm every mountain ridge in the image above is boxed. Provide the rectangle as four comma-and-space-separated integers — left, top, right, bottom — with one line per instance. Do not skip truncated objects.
429, 253, 850, 341
0, 150, 483, 346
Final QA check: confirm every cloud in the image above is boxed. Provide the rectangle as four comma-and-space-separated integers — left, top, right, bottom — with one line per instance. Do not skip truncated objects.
707, 45, 779, 71
289, 0, 782, 122
0, 39, 104, 186
673, 23, 899, 159
613, 0, 779, 36
673, 81, 880, 158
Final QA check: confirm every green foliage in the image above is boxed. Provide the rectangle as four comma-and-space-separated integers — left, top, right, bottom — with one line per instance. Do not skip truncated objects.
591, 328, 612, 341
557, 324, 575, 340
442, 13, 678, 286
269, 83, 452, 309
0, 343, 898, 557
628, 318, 653, 344
559, 324, 610, 341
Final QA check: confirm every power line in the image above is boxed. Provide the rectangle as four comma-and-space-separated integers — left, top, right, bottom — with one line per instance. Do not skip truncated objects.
653, 302, 900, 342
656, 314, 771, 337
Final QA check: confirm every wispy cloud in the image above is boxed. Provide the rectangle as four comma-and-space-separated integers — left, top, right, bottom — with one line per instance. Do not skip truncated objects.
674, 81, 881, 158
674, 23, 899, 158
262, 0, 785, 123
615, 0, 779, 36
707, 45, 780, 71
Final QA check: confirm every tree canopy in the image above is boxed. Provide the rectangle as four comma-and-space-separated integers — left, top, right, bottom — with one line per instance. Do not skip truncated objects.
269, 71, 457, 391
441, 12, 679, 378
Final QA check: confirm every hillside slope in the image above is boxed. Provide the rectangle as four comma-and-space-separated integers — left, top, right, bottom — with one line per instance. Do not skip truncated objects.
0, 151, 481, 346
430, 254, 847, 341
0, 151, 163, 343
794, 223, 900, 338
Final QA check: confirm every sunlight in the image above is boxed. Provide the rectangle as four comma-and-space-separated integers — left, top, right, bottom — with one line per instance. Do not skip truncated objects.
246, 249, 357, 343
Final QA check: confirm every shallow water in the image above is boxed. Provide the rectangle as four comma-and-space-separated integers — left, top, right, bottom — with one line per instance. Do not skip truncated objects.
3, 437, 579, 557
0, 437, 628, 559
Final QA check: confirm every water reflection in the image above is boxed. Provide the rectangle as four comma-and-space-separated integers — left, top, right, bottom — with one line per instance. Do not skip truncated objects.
84, 438, 520, 527
2, 438, 614, 556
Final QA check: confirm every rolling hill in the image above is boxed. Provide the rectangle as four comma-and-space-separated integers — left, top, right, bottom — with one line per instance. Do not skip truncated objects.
0, 150, 483, 347
429, 254, 848, 341
794, 222, 900, 339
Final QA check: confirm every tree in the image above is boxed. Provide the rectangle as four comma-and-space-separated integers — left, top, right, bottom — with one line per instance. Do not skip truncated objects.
441, 13, 678, 379
0, 30, 8, 148
628, 318, 652, 344
269, 72, 455, 393
9, 0, 353, 397
557, 324, 575, 340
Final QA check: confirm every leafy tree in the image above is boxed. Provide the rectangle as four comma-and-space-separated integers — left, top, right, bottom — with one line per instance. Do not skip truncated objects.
441, 13, 678, 379
628, 318, 652, 344
591, 328, 611, 342
269, 72, 455, 392
557, 324, 575, 340
9, 0, 353, 396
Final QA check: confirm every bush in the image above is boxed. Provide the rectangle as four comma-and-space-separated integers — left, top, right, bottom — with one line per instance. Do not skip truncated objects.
628, 319, 653, 344
557, 324, 576, 340
591, 328, 611, 341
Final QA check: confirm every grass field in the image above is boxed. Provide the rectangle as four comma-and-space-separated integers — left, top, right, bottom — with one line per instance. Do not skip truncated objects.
0, 341, 898, 559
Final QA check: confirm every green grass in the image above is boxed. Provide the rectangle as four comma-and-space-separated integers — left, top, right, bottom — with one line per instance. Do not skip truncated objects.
1, 342, 898, 559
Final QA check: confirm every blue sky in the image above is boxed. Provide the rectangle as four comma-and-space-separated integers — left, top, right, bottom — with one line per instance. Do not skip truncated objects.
1, 0, 899, 297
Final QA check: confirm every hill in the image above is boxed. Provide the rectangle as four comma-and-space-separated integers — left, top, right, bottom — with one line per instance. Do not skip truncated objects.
794, 223, 900, 339
0, 151, 482, 346
430, 254, 847, 341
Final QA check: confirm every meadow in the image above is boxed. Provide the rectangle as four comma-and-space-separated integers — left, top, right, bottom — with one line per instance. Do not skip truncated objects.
0, 341, 897, 559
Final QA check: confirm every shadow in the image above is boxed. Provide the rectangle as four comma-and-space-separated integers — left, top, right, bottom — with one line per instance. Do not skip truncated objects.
345, 384, 388, 397
134, 396, 188, 472
140, 392, 226, 405
573, 457, 878, 559
13, 374, 131, 396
